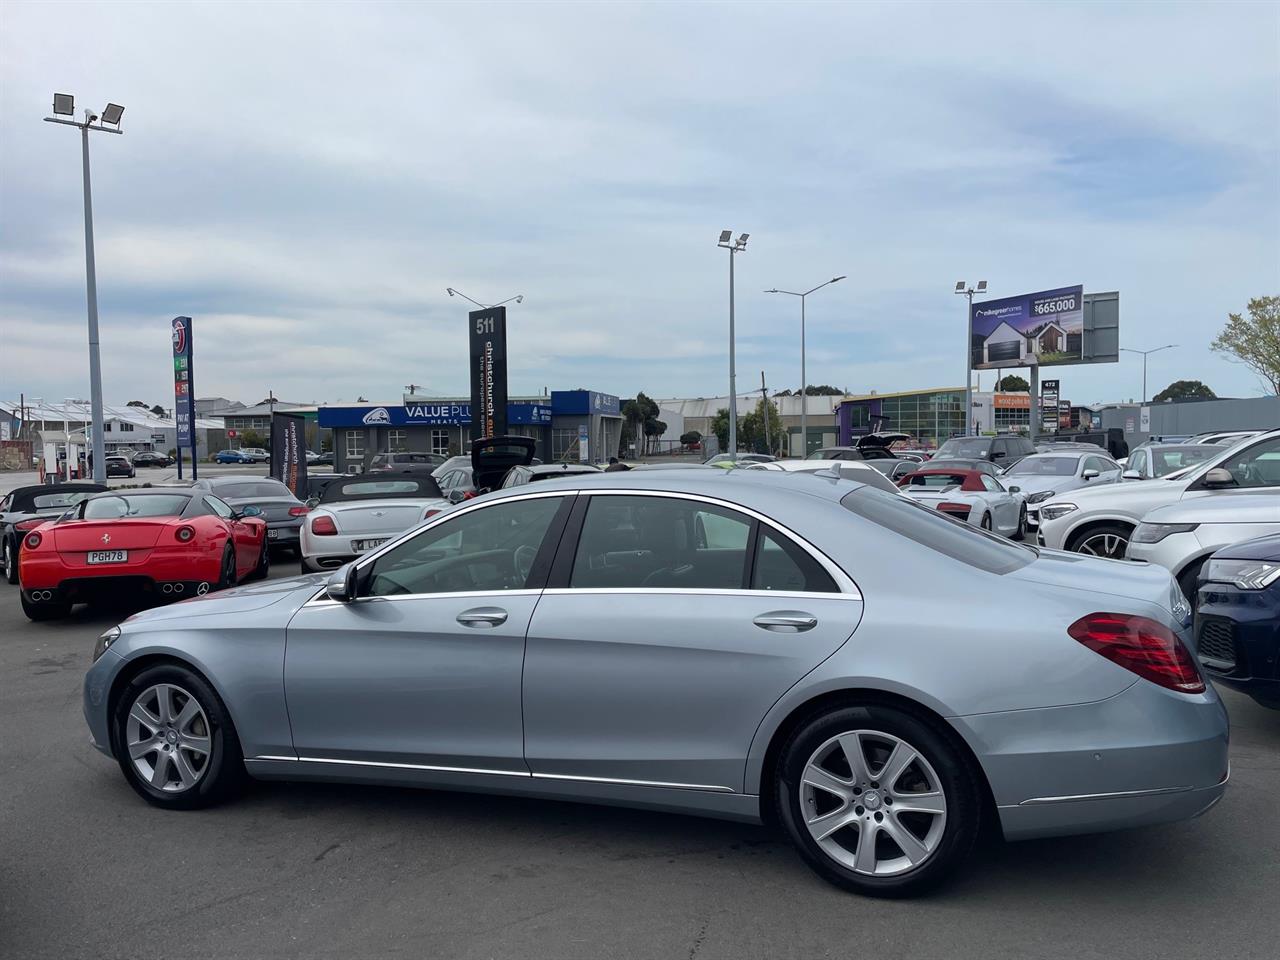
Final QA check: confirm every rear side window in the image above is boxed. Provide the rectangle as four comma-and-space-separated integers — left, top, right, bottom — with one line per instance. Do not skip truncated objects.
752, 529, 837, 593
841, 486, 1033, 575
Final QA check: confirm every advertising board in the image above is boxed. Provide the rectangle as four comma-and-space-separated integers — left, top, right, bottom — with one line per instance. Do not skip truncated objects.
469, 307, 508, 442
271, 413, 308, 498
970, 286, 1083, 370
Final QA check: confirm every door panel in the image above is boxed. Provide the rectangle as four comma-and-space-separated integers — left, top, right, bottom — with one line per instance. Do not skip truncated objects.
523, 592, 863, 790
284, 593, 538, 771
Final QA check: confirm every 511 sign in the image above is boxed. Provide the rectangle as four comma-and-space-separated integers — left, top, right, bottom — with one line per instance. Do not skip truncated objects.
468, 306, 508, 442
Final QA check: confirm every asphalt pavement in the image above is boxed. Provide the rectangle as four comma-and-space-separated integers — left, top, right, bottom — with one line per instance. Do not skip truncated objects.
1, 562, 1278, 959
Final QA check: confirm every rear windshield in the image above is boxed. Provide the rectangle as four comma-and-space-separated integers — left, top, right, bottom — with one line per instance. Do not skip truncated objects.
213, 480, 293, 499
841, 486, 1034, 574
936, 438, 992, 458
1006, 456, 1077, 477
322, 478, 442, 502
904, 473, 968, 487
84, 495, 190, 519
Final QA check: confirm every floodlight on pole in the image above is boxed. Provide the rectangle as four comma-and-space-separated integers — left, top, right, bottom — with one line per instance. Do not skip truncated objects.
955, 280, 990, 437
717, 229, 750, 460
446, 287, 524, 310
764, 274, 846, 455
1120, 344, 1178, 403
42, 93, 125, 484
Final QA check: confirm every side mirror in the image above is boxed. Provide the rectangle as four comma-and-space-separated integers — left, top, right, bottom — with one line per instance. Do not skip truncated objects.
448, 489, 467, 504
1121, 470, 1142, 481
239, 505, 263, 518
1202, 467, 1236, 489
1008, 485, 1021, 494
1082, 469, 1100, 481
305, 497, 320, 509
324, 563, 358, 602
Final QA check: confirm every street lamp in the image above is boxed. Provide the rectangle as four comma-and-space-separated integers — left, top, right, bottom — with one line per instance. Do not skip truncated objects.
446, 288, 524, 309
954, 280, 988, 436
718, 230, 749, 459
43, 93, 125, 484
765, 275, 845, 456
1120, 344, 1177, 403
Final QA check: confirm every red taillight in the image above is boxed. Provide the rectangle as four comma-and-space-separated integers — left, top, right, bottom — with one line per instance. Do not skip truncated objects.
175, 526, 195, 542
423, 508, 442, 521
462, 491, 476, 500
24, 532, 42, 549
311, 515, 337, 536
1068, 613, 1205, 694
288, 506, 310, 517
937, 502, 971, 517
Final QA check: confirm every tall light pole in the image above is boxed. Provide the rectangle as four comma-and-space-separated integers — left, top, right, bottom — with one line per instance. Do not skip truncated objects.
44, 94, 124, 485
954, 280, 988, 436
717, 231, 749, 458
765, 275, 845, 456
446, 288, 524, 309
1120, 344, 1177, 403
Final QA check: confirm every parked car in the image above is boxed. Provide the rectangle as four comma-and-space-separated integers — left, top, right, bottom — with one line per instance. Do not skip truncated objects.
1122, 444, 1221, 481
1195, 532, 1280, 708
1125, 493, 1280, 600
1191, 430, 1266, 446
742, 459, 904, 494
806, 433, 911, 463
308, 451, 334, 466
897, 467, 1025, 537
191, 476, 309, 558
299, 475, 450, 572
1002, 451, 1123, 535
367, 451, 448, 475
435, 464, 479, 503
501, 463, 602, 488
472, 436, 539, 492
215, 449, 253, 464
18, 488, 266, 621
933, 434, 1036, 467
238, 448, 270, 464
131, 451, 173, 468
105, 455, 136, 479
1, 483, 108, 584
863, 458, 920, 482
83, 469, 1225, 897
703, 453, 777, 465
1037, 429, 1280, 558
918, 457, 1003, 477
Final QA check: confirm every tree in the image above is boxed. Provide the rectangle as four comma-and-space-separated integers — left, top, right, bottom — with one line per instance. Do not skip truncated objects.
740, 397, 784, 455
710, 408, 731, 452
239, 428, 267, 449
126, 400, 148, 408
679, 430, 702, 448
149, 405, 165, 417
621, 392, 662, 457
997, 374, 1030, 392
643, 419, 667, 454
1211, 295, 1280, 395
1153, 379, 1217, 402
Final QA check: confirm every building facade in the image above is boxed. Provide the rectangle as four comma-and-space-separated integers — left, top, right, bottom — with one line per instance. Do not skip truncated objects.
837, 388, 966, 449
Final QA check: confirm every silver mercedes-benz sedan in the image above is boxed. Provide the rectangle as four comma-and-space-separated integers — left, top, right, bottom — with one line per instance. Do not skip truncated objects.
83, 468, 1227, 897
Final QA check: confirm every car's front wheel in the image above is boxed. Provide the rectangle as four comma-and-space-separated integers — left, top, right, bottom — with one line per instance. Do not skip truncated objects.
1070, 523, 1132, 559
775, 703, 981, 897
3, 537, 18, 584
112, 664, 245, 809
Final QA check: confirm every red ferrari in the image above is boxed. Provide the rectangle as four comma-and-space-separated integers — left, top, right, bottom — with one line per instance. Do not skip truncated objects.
19, 488, 268, 621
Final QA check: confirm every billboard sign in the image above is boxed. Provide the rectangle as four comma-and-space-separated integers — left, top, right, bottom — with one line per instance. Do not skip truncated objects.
1058, 399, 1072, 429
970, 286, 1084, 370
469, 307, 509, 442
1040, 378, 1060, 433
271, 413, 308, 498
171, 316, 196, 449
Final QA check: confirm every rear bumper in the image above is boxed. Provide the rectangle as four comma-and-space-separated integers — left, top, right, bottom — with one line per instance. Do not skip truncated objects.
951, 678, 1229, 841
20, 549, 224, 593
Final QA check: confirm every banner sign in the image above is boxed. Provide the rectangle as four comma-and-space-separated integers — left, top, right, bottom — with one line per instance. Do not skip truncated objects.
1040, 378, 1060, 433
971, 285, 1084, 371
271, 413, 308, 498
317, 401, 551, 430
577, 423, 589, 462
171, 316, 196, 448
469, 307, 509, 442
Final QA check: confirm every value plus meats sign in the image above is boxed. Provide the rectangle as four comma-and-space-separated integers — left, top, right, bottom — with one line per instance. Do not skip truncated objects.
171, 316, 196, 448
469, 306, 508, 442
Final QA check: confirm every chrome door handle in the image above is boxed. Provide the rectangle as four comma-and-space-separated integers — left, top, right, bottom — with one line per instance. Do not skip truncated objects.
753, 612, 817, 632
457, 607, 508, 627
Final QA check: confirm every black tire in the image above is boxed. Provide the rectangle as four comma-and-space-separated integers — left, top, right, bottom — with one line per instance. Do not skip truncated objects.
249, 537, 270, 581
775, 704, 982, 898
980, 512, 992, 531
217, 545, 237, 591
1068, 522, 1132, 560
111, 663, 246, 810
1177, 561, 1204, 608
1015, 505, 1027, 541
3, 536, 18, 584
21, 590, 71, 621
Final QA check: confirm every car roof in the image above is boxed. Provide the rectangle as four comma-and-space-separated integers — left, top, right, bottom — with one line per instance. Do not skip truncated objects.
85, 487, 193, 498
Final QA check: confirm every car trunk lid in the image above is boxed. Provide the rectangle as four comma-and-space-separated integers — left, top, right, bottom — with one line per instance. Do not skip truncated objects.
324, 499, 445, 534
472, 436, 537, 492
51, 519, 170, 552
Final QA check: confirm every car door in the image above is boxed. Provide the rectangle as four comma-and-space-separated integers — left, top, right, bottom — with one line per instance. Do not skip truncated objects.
1127, 449, 1148, 480
521, 492, 865, 792
283, 492, 571, 772
203, 495, 256, 572
979, 474, 1017, 532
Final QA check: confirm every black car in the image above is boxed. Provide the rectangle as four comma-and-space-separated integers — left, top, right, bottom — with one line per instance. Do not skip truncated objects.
104, 455, 136, 478
367, 451, 448, 475
0, 483, 108, 584
806, 432, 912, 463
934, 434, 1036, 466
131, 451, 173, 468
471, 436, 538, 492
1195, 533, 1280, 709
190, 476, 308, 556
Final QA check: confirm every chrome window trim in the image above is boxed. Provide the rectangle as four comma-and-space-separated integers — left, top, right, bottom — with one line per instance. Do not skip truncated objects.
573, 488, 860, 597
305, 588, 544, 609
249, 755, 735, 792
540, 587, 861, 602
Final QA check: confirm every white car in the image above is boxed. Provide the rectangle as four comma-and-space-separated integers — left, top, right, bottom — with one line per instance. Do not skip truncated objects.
1037, 429, 1280, 558
1001, 451, 1123, 534
897, 466, 1025, 537
1126, 492, 1280, 599
1122, 443, 1221, 481
1191, 430, 1266, 446
300, 476, 450, 572
741, 458, 903, 494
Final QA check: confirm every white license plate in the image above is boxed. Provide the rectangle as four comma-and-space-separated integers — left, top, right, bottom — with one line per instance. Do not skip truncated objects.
352, 538, 388, 553
267, 529, 279, 539
87, 550, 128, 564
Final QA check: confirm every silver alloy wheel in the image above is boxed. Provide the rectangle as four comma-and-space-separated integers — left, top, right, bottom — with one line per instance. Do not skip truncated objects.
1077, 532, 1127, 558
126, 683, 211, 793
800, 730, 947, 877
3, 539, 12, 579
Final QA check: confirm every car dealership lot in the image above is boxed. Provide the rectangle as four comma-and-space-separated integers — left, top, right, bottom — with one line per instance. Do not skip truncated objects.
1, 568, 1278, 960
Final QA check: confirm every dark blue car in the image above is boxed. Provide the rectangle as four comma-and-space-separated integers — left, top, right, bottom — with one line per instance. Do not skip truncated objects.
1195, 532, 1280, 709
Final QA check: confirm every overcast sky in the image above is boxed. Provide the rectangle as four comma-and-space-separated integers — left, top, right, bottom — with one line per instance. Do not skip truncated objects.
2, 1, 1277, 411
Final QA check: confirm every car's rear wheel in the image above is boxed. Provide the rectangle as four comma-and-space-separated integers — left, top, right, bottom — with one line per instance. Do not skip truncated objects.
250, 538, 270, 580
3, 537, 18, 584
217, 545, 237, 590
1070, 523, 1131, 559
980, 512, 992, 531
112, 664, 246, 809
776, 704, 981, 897
1014, 505, 1027, 540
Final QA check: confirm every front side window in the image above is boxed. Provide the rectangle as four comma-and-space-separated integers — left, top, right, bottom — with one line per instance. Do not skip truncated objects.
980, 475, 1004, 492
1215, 436, 1280, 488
366, 496, 563, 596
570, 495, 751, 590
1129, 450, 1147, 475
